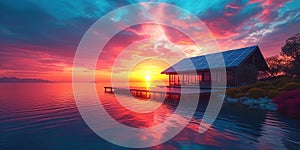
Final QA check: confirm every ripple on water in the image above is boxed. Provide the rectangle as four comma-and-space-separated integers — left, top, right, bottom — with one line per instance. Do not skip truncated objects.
0, 83, 300, 150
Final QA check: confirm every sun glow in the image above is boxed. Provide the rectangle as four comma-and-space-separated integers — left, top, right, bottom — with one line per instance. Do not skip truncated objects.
128, 59, 170, 88
145, 75, 151, 82
145, 75, 151, 89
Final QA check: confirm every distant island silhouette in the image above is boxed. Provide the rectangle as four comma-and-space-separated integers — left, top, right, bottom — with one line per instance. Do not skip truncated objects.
0, 77, 53, 83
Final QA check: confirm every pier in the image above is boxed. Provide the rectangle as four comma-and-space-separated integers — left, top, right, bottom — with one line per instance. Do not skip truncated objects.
104, 86, 220, 100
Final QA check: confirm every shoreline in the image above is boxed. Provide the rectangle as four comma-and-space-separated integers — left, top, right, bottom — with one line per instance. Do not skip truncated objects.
224, 96, 277, 111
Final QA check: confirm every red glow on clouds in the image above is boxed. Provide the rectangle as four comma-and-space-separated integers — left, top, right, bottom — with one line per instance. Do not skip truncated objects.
0, 1, 298, 82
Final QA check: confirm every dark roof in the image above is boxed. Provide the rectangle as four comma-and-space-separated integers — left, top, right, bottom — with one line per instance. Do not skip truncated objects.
161, 46, 268, 74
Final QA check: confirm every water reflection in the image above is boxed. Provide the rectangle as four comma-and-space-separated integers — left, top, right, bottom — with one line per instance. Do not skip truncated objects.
255, 113, 286, 149
0, 83, 299, 149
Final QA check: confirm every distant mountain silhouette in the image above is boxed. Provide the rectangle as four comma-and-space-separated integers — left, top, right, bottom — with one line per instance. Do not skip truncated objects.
0, 77, 53, 83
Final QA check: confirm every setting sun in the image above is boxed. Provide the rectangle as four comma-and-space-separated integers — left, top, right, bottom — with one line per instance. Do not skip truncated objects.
145, 75, 151, 82
128, 59, 170, 87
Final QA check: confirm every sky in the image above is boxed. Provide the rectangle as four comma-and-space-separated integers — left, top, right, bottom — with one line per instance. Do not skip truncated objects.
0, 0, 300, 82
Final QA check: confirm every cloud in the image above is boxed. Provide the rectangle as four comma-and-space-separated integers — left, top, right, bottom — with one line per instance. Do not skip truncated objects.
0, 0, 299, 81
195, 0, 299, 57
198, 0, 263, 38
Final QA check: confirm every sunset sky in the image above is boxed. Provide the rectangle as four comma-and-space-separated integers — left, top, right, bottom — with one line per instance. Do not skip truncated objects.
0, 0, 300, 82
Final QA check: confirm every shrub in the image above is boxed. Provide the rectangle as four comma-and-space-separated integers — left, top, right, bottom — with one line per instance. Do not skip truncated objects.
238, 86, 250, 93
294, 78, 300, 83
271, 80, 286, 88
260, 85, 276, 91
247, 88, 266, 99
252, 81, 271, 88
281, 82, 300, 91
271, 77, 294, 88
273, 89, 300, 118
272, 91, 292, 105
226, 88, 242, 98
266, 90, 280, 98
235, 93, 247, 98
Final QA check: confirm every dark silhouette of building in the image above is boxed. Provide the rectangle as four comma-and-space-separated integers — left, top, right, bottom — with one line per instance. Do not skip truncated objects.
161, 46, 268, 87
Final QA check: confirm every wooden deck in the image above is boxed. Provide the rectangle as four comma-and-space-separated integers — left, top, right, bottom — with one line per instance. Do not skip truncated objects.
104, 86, 223, 100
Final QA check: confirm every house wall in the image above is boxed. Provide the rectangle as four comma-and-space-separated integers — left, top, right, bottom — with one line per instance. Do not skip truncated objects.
168, 69, 235, 87
165, 48, 269, 87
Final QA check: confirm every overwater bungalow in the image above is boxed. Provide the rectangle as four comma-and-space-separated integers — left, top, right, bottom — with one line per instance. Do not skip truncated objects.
161, 46, 269, 87
104, 46, 268, 99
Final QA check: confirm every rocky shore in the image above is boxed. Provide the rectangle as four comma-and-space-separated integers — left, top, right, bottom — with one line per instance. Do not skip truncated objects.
225, 96, 277, 111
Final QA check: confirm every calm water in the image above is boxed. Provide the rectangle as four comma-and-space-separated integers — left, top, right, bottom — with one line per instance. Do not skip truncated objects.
1, 83, 300, 150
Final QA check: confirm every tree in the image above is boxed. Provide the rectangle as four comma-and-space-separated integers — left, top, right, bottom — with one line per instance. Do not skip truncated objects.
294, 62, 300, 78
264, 55, 292, 78
282, 33, 300, 60
280, 54, 294, 77
266, 55, 283, 77
281, 33, 300, 78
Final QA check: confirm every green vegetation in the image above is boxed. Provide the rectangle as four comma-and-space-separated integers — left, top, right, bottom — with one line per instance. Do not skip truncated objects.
252, 81, 271, 88
239, 86, 250, 93
226, 77, 300, 99
226, 88, 242, 98
226, 33, 300, 99
281, 33, 300, 78
263, 33, 300, 79
235, 93, 247, 98
266, 90, 280, 99
273, 89, 300, 118
281, 82, 300, 91
247, 88, 265, 99
225, 34, 300, 117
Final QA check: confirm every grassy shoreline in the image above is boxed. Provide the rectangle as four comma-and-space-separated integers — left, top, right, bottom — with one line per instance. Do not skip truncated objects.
226, 76, 300, 118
